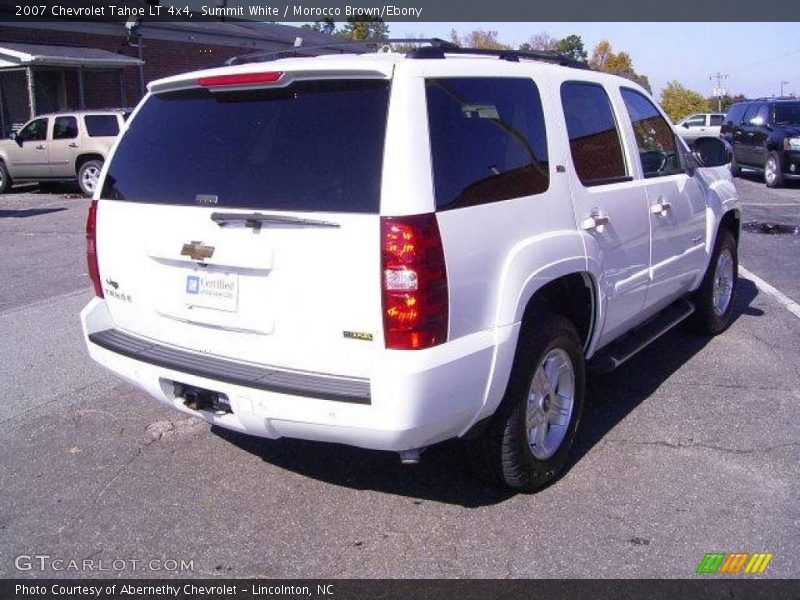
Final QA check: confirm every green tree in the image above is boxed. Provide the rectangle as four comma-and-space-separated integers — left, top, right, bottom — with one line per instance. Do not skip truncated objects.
302, 19, 336, 36
660, 81, 712, 122
707, 93, 746, 113
556, 35, 587, 62
589, 40, 651, 93
338, 17, 389, 41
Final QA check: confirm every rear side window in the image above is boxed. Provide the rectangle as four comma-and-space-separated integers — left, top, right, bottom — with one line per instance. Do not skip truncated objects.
426, 78, 549, 210
725, 103, 748, 126
103, 80, 389, 213
620, 88, 682, 178
561, 82, 627, 186
84, 115, 120, 137
53, 116, 78, 139
710, 114, 724, 126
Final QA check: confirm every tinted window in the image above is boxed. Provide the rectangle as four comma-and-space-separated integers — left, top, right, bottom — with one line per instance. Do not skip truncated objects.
710, 114, 724, 126
426, 78, 548, 210
561, 82, 627, 185
84, 115, 120, 137
53, 116, 78, 140
684, 115, 706, 127
751, 104, 769, 125
775, 102, 800, 125
621, 88, 682, 178
725, 103, 748, 126
742, 103, 761, 124
18, 118, 48, 142
103, 80, 389, 213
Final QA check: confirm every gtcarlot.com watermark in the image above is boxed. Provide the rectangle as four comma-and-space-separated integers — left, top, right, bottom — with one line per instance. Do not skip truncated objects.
15, 554, 194, 573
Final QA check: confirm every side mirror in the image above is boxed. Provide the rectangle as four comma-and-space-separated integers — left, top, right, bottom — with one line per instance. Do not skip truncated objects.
692, 137, 732, 168
8, 131, 17, 142
682, 122, 690, 128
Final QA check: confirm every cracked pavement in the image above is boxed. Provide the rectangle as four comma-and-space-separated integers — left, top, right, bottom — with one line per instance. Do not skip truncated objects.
0, 179, 798, 578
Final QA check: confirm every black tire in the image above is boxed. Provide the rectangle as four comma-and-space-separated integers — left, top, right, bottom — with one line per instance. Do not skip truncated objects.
0, 160, 11, 194
77, 159, 103, 197
468, 312, 586, 492
764, 151, 783, 188
729, 153, 741, 177
690, 229, 738, 335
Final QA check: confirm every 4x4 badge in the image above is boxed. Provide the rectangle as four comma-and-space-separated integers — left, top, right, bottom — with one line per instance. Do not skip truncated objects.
181, 241, 215, 261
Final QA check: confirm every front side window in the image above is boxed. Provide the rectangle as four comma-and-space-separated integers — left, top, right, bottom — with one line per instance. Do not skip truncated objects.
752, 104, 770, 126
53, 116, 78, 140
683, 115, 706, 128
426, 77, 549, 210
561, 82, 627, 186
18, 118, 48, 142
621, 88, 682, 178
725, 103, 748, 126
84, 115, 120, 137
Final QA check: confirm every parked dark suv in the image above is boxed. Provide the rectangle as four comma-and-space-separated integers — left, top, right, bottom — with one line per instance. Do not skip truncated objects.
721, 99, 800, 187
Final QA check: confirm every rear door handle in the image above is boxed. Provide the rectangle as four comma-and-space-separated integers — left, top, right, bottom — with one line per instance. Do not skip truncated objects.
68, 142, 78, 148
651, 199, 672, 216
581, 208, 611, 231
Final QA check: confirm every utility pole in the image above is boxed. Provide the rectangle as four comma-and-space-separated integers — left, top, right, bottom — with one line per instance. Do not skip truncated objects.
710, 72, 729, 112
780, 81, 789, 97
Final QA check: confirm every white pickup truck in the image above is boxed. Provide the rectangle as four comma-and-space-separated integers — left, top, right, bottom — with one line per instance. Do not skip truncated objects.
81, 42, 739, 492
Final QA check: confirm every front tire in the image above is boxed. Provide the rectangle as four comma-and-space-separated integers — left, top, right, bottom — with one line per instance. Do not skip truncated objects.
690, 229, 738, 335
469, 313, 585, 492
78, 159, 103, 197
764, 151, 783, 188
0, 160, 12, 194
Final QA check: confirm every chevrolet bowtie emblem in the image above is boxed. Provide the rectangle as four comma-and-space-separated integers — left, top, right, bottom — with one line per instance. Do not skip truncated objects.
180, 241, 215, 261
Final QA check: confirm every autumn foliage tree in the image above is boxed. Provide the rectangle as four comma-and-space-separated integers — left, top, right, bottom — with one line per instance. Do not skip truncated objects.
660, 81, 713, 122
589, 40, 651, 93
449, 29, 510, 50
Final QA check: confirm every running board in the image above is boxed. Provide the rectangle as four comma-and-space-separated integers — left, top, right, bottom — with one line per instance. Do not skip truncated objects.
588, 299, 695, 374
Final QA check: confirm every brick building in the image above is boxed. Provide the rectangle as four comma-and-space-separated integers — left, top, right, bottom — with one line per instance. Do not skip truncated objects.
0, 19, 346, 135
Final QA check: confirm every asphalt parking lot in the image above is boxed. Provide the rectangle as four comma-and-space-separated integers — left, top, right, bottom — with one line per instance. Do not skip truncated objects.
1, 176, 798, 579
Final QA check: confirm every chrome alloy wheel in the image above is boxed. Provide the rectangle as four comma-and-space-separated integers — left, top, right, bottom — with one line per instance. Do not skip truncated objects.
765, 156, 777, 186
712, 248, 735, 317
82, 165, 100, 193
526, 348, 575, 460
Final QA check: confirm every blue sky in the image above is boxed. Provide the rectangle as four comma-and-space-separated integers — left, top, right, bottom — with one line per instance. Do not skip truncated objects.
330, 22, 800, 99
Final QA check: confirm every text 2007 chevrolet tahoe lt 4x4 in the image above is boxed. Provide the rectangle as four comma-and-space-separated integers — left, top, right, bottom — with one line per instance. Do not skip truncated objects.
81, 42, 739, 492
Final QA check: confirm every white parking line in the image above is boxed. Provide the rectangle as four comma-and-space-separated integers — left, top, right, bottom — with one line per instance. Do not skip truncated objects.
740, 266, 800, 320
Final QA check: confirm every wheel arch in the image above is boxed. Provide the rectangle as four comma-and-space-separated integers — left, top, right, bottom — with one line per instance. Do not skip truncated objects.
461, 265, 600, 438
75, 153, 104, 175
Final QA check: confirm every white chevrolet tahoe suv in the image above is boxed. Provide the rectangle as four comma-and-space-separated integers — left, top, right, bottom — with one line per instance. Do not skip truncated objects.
81, 42, 739, 492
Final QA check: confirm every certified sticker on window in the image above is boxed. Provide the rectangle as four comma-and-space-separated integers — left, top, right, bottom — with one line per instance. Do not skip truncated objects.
185, 270, 238, 312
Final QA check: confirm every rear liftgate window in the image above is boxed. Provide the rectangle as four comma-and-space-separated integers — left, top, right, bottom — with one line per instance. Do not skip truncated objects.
426, 77, 549, 210
102, 79, 390, 213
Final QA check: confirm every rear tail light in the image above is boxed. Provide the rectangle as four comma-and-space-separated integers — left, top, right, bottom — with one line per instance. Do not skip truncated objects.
86, 200, 103, 298
381, 214, 448, 350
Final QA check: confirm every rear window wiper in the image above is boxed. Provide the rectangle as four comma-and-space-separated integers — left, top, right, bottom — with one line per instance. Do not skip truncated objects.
211, 212, 340, 229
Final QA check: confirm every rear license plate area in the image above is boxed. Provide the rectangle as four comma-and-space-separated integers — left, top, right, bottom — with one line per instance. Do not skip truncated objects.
184, 268, 238, 312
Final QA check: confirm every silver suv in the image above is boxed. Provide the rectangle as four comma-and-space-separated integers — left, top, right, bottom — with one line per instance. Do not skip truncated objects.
0, 110, 126, 196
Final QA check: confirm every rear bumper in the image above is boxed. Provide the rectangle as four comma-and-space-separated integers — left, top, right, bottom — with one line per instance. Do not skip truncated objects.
81, 298, 516, 452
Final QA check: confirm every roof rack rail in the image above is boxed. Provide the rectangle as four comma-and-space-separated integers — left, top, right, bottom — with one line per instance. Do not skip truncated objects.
223, 37, 588, 69
405, 44, 588, 68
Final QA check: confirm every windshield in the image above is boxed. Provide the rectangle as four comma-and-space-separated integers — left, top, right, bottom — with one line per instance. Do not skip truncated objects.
102, 79, 390, 213
774, 103, 800, 125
